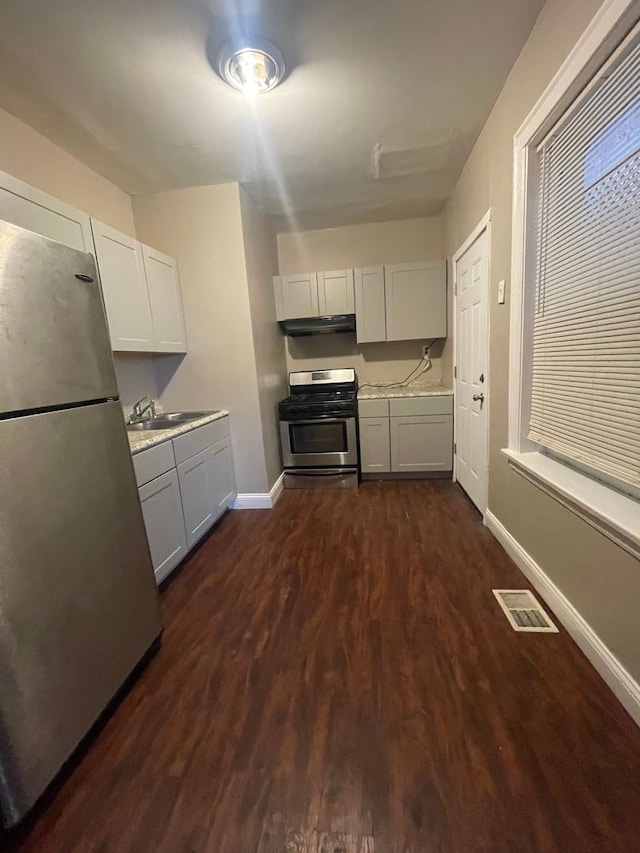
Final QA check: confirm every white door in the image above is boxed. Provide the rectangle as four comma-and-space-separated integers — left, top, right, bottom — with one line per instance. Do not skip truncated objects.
281, 272, 319, 319
142, 244, 187, 353
455, 230, 489, 513
317, 269, 355, 315
354, 266, 386, 343
91, 220, 154, 352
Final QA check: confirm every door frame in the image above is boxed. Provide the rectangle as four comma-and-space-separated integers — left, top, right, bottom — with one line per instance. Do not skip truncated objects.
451, 209, 492, 516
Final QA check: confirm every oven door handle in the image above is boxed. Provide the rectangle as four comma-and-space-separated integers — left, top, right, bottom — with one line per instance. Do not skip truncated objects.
282, 417, 353, 425
286, 468, 356, 477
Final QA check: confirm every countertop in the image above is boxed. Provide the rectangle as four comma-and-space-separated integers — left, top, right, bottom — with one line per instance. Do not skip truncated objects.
127, 410, 229, 455
357, 381, 453, 401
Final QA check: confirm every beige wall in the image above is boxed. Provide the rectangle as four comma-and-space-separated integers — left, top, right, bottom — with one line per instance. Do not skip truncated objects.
443, 0, 640, 682
277, 216, 447, 384
239, 188, 287, 490
132, 183, 271, 495
0, 105, 159, 406
0, 106, 134, 234
277, 216, 443, 271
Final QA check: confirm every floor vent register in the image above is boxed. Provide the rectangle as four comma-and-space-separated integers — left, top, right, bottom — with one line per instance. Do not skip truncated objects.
492, 589, 558, 633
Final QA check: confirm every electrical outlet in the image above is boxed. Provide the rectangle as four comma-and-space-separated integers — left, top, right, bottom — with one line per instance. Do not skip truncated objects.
422, 344, 431, 358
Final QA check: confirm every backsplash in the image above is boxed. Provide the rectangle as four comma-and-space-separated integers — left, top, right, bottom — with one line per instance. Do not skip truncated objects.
285, 333, 445, 384
112, 354, 161, 413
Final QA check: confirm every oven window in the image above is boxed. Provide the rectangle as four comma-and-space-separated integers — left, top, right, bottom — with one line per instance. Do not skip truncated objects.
289, 421, 348, 455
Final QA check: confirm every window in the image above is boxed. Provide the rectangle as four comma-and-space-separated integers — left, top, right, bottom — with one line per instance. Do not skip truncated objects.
508, 5, 640, 559
530, 33, 640, 498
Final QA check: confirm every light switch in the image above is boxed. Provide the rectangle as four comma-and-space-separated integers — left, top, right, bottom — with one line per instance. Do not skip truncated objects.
498, 279, 506, 304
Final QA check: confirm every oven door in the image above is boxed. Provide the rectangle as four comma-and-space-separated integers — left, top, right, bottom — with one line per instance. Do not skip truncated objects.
280, 416, 358, 468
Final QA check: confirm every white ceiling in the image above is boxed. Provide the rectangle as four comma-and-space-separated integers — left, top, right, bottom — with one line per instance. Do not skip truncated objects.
0, 0, 544, 231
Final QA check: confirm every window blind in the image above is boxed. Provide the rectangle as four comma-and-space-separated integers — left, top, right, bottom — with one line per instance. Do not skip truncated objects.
529, 33, 640, 494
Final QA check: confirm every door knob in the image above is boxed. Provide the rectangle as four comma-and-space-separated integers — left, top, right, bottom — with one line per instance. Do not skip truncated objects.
472, 393, 485, 405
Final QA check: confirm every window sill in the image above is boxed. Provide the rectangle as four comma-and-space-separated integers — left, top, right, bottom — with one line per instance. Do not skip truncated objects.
502, 449, 640, 561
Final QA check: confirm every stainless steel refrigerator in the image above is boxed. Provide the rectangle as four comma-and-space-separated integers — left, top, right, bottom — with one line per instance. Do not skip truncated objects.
0, 221, 162, 827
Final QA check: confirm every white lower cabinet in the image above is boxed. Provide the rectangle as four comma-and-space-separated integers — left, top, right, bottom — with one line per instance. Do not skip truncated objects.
358, 396, 453, 475
359, 417, 391, 473
133, 417, 237, 583
138, 470, 188, 584
178, 438, 236, 548
209, 440, 236, 514
178, 447, 216, 548
390, 415, 453, 472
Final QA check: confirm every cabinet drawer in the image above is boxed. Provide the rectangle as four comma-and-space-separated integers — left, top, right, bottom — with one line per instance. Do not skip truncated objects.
389, 395, 453, 417
132, 440, 176, 487
358, 398, 389, 417
173, 417, 229, 464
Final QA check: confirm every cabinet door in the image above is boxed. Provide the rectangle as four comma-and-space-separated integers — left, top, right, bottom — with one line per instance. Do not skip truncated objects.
92, 220, 154, 352
354, 267, 386, 343
142, 244, 187, 353
390, 415, 453, 472
138, 470, 188, 584
318, 269, 355, 315
281, 272, 319, 319
208, 439, 237, 519
359, 417, 391, 473
273, 276, 285, 321
384, 261, 446, 341
177, 447, 215, 548
0, 170, 93, 252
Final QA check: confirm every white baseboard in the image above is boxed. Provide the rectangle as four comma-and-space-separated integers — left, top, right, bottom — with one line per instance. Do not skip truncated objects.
485, 510, 640, 728
232, 472, 284, 510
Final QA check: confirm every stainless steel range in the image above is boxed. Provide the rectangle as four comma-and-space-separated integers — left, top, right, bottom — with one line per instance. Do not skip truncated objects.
279, 368, 359, 488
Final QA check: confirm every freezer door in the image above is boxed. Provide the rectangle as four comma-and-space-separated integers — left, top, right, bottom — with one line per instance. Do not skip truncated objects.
0, 401, 161, 826
0, 220, 118, 413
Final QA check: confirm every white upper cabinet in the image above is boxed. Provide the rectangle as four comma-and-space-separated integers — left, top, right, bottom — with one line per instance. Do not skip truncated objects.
92, 220, 187, 354
91, 220, 155, 352
274, 269, 355, 320
0, 170, 93, 253
318, 269, 355, 316
354, 261, 446, 343
142, 244, 187, 353
0, 171, 188, 356
277, 272, 319, 320
384, 261, 446, 341
354, 267, 386, 343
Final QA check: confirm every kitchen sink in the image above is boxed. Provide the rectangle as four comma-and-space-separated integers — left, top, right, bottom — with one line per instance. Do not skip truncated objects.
126, 411, 219, 431
155, 411, 213, 422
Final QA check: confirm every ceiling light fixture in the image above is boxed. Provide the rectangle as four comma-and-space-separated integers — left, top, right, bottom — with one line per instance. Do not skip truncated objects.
216, 38, 285, 96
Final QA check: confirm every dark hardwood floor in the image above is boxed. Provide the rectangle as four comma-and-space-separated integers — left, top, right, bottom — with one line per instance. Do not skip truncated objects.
4, 480, 640, 852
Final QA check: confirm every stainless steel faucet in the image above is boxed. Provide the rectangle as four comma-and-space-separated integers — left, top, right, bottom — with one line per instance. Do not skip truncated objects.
129, 396, 157, 423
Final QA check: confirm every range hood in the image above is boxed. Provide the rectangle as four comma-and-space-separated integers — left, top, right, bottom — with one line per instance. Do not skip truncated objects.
278, 314, 356, 337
